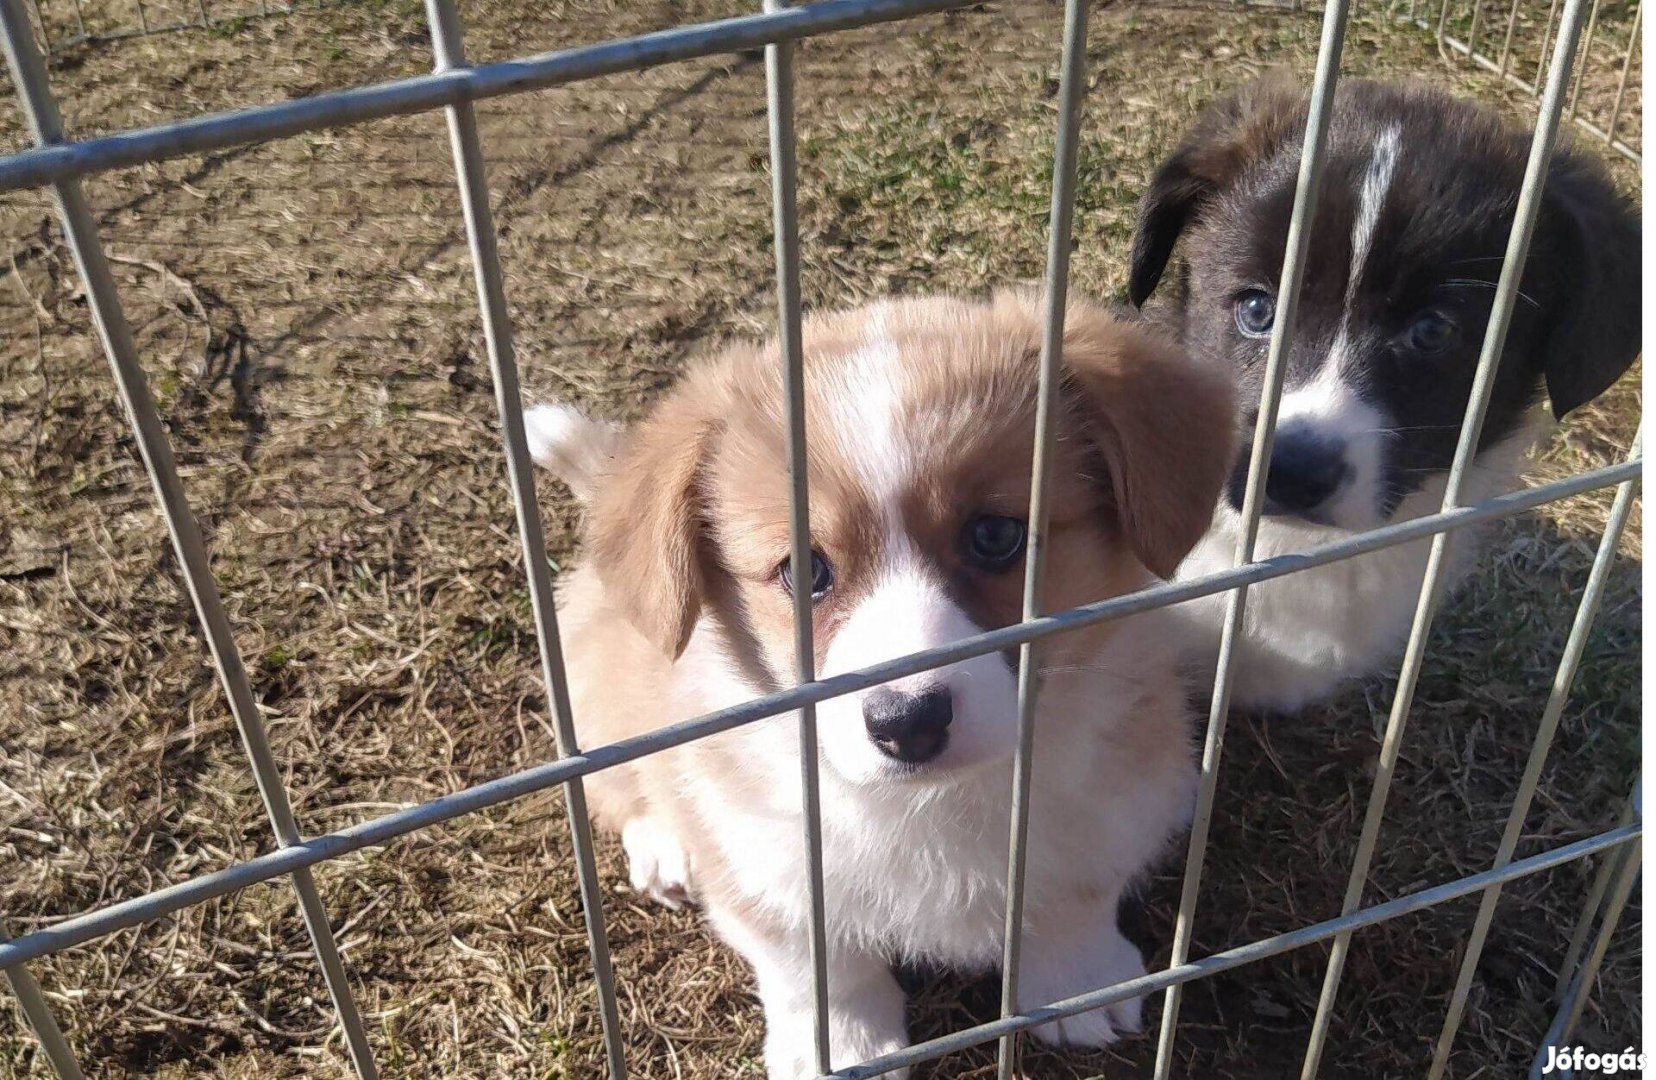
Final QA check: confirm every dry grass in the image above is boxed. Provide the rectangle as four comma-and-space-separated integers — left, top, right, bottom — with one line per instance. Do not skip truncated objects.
0, 1, 1641, 1077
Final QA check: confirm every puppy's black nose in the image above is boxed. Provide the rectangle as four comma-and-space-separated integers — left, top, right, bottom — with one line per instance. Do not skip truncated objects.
1264, 426, 1349, 516
863, 685, 952, 764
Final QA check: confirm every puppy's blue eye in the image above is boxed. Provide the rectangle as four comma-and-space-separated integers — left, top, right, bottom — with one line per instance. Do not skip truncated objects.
1234, 289, 1276, 338
1406, 312, 1460, 355
779, 550, 832, 600
963, 514, 1027, 571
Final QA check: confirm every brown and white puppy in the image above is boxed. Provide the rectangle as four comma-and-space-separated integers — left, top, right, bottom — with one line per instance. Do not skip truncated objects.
1129, 78, 1641, 712
528, 292, 1234, 1077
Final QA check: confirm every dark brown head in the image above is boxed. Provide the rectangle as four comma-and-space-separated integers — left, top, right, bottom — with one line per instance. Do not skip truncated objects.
1130, 77, 1640, 529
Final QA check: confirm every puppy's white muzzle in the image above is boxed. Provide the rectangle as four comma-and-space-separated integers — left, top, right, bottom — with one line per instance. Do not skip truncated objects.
816, 565, 1017, 785
1259, 363, 1390, 530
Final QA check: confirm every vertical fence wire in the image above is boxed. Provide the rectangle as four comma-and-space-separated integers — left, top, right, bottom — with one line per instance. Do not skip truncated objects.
1150, 4, 1352, 1076
1604, 0, 1639, 142
1534, 0, 1561, 89
1425, 433, 1642, 1079
993, 1, 1088, 1075
1532, 778, 1642, 1080
0, 923, 83, 1080
0, 3, 381, 1076
420, 0, 628, 1074
1295, 2, 1594, 1074
760, 0, 833, 1070
23, 0, 43, 48
1549, 807, 1643, 1044
1555, 794, 1639, 999
1568, 0, 1601, 117
1465, 0, 1485, 56
1416, 0, 1636, 161
1496, 0, 1522, 74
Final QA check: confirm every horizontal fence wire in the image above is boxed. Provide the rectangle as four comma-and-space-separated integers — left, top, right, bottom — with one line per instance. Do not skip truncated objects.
26, 0, 323, 56
0, 0, 976, 193
0, 457, 1637, 976
8, 0, 1636, 195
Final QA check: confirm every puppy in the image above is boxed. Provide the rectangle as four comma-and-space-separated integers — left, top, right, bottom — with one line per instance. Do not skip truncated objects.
529, 292, 1234, 1077
1128, 78, 1642, 713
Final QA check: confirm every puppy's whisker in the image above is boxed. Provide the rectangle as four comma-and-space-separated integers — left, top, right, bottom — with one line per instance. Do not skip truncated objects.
1441, 278, 1541, 311
1037, 663, 1156, 687
1369, 423, 1465, 434
1444, 255, 1512, 266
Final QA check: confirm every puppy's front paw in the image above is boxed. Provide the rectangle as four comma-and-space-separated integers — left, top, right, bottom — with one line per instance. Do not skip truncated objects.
762, 992, 909, 1079
764, 1023, 908, 1080
830, 1007, 909, 1079
1021, 928, 1147, 1049
620, 817, 694, 909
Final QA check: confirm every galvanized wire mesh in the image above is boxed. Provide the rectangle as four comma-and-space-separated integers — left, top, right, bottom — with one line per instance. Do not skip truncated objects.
0, 0, 1641, 1077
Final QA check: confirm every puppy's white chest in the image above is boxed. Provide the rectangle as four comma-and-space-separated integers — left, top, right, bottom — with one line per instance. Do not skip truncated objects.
698, 727, 1175, 970
707, 770, 1016, 967
1171, 428, 1535, 712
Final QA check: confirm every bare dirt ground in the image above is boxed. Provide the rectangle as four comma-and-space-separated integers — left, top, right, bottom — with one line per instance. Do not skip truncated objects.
0, 1, 1642, 1077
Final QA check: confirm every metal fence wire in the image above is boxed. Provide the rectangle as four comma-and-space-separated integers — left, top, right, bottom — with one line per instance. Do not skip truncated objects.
10, 0, 1647, 165
0, 0, 1641, 1077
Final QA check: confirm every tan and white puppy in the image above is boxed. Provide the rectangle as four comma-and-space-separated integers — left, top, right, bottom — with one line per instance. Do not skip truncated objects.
529, 292, 1234, 1078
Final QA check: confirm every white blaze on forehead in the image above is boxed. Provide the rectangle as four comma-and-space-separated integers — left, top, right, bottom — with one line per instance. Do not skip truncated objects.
1320, 122, 1403, 384
1344, 122, 1402, 311
823, 303, 913, 524
1264, 124, 1404, 530
806, 306, 1025, 783
822, 560, 967, 679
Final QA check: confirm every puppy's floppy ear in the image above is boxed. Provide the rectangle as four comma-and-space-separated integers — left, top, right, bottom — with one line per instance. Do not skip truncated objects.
1061, 306, 1236, 578
585, 392, 717, 659
1537, 150, 1642, 419
1128, 76, 1306, 308
1129, 151, 1213, 309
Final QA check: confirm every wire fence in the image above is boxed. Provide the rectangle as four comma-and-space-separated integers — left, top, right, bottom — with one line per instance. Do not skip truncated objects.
19, 0, 325, 55
14, 0, 1645, 164
1238, 0, 1643, 161
0, 0, 1641, 1078
1421, 0, 1643, 161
